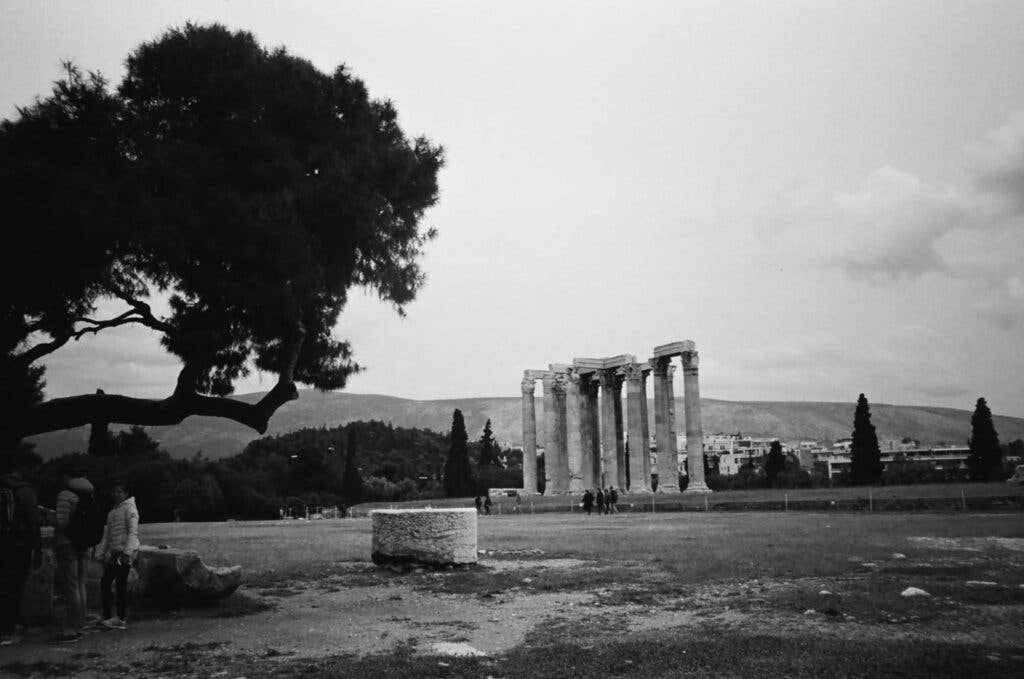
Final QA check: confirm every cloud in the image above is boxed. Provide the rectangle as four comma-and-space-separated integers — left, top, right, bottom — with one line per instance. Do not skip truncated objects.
706, 333, 972, 409
772, 112, 1024, 327
967, 110, 1024, 211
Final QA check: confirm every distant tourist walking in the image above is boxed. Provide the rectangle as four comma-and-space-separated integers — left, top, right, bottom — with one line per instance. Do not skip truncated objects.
0, 467, 42, 646
474, 496, 483, 514
596, 489, 605, 515
96, 481, 139, 630
483, 495, 492, 515
582, 489, 594, 516
513, 492, 522, 513
609, 487, 619, 514
49, 474, 99, 643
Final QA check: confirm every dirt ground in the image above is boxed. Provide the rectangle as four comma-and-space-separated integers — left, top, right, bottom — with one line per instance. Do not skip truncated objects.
2, 515, 1023, 677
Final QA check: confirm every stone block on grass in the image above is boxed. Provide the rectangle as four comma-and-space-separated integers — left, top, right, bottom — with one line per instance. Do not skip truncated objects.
132, 546, 242, 604
370, 508, 478, 567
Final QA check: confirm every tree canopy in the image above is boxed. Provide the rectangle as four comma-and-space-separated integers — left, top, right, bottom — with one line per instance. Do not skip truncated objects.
0, 24, 443, 447
849, 393, 883, 485
478, 418, 501, 468
443, 409, 475, 497
764, 440, 785, 487
967, 397, 1002, 482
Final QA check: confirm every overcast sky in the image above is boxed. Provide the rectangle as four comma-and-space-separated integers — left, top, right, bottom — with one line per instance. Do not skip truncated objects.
3, 1, 1023, 416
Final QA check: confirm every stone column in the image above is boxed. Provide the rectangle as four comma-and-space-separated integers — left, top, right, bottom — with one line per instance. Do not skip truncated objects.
625, 363, 650, 492
598, 370, 618, 489
613, 372, 627, 490
587, 377, 602, 488
682, 350, 712, 494
521, 376, 538, 494
640, 365, 652, 491
652, 358, 674, 492
546, 374, 570, 495
565, 370, 585, 493
579, 374, 596, 490
660, 364, 681, 492
542, 372, 557, 494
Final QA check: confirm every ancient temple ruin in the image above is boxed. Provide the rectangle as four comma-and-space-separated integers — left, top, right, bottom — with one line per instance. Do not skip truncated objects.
521, 341, 711, 495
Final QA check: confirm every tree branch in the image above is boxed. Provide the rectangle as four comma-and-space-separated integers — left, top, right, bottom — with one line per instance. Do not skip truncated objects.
16, 335, 72, 366
15, 309, 168, 367
20, 387, 291, 438
99, 282, 175, 334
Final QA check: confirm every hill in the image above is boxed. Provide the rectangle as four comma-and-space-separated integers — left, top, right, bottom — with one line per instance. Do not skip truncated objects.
25, 390, 1024, 460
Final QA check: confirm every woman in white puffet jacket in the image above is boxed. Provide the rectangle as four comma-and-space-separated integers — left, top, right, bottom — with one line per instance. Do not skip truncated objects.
95, 482, 140, 629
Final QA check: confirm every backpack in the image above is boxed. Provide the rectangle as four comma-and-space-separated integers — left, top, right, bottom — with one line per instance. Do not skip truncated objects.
0, 485, 15, 536
68, 492, 105, 549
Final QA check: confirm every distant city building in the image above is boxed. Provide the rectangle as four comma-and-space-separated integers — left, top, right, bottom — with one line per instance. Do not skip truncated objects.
811, 446, 970, 479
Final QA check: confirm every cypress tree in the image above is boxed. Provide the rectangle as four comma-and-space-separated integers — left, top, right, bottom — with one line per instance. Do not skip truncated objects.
479, 419, 500, 468
340, 427, 364, 504
444, 409, 475, 496
850, 393, 883, 485
765, 440, 786, 487
967, 397, 1002, 482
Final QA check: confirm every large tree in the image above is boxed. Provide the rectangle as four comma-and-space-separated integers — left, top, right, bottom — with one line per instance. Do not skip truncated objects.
443, 409, 475, 497
967, 397, 1002, 482
849, 393, 883, 485
0, 24, 443, 449
764, 440, 785, 488
340, 427, 364, 505
478, 418, 501, 468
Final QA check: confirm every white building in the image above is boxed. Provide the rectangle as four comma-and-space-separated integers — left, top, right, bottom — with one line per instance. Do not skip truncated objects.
811, 446, 970, 479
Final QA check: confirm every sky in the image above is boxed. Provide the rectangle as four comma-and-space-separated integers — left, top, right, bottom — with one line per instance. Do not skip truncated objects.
3, 1, 1023, 416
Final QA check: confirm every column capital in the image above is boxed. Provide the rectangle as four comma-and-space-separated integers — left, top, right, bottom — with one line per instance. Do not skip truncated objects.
652, 356, 671, 377
597, 369, 616, 388
623, 362, 644, 381
682, 350, 699, 373
552, 373, 568, 395
521, 378, 535, 396
667, 364, 677, 379
541, 371, 556, 389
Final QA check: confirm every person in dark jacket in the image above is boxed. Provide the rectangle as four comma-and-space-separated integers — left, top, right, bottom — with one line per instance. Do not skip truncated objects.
44, 474, 94, 643
483, 495, 492, 515
582, 489, 594, 516
595, 488, 605, 515
474, 496, 482, 514
0, 470, 42, 646
608, 486, 619, 514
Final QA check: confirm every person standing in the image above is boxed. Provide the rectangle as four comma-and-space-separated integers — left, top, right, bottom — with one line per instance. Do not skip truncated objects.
582, 489, 594, 516
513, 492, 521, 513
0, 469, 42, 646
96, 481, 139, 630
595, 488, 605, 515
474, 496, 482, 514
608, 486, 619, 514
483, 495, 492, 516
50, 475, 95, 643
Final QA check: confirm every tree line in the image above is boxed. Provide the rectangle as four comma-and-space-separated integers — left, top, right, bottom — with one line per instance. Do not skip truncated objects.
702, 394, 1018, 490
3, 414, 523, 523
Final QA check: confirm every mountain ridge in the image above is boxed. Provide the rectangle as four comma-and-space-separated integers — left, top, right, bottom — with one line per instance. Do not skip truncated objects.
26, 390, 1024, 460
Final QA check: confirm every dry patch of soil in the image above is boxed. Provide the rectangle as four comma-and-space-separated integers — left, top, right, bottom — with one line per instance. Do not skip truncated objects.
4, 539, 1024, 676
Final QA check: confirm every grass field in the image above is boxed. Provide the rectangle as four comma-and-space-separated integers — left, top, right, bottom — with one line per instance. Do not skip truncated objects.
141, 509, 1024, 584
4, 509, 1023, 677
351, 481, 1024, 516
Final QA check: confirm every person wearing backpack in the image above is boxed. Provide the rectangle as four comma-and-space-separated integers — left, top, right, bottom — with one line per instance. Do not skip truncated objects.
95, 481, 139, 630
49, 474, 96, 643
0, 469, 42, 646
